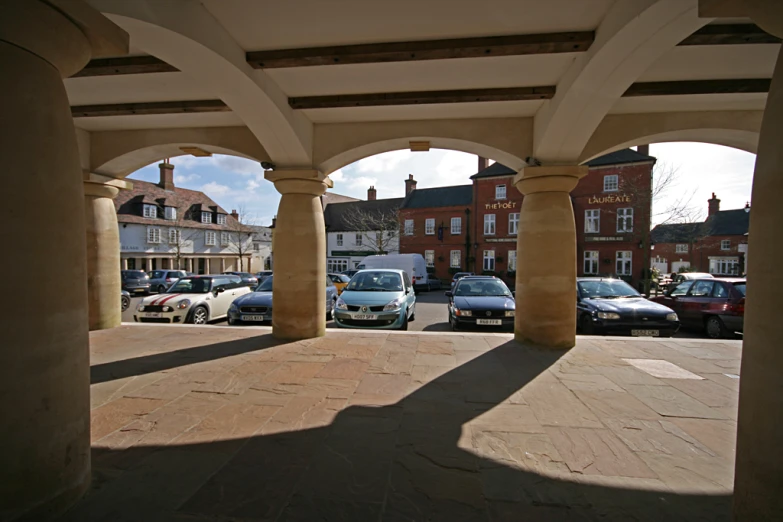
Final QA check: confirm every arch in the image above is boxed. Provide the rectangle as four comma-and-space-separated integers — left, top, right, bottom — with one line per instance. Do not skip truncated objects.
313, 118, 531, 174
90, 126, 270, 177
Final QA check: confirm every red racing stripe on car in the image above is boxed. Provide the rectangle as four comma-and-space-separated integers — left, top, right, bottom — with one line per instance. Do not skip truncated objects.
158, 294, 181, 305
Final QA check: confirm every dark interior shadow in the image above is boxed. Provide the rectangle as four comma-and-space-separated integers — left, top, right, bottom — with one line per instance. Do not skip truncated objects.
70, 338, 731, 521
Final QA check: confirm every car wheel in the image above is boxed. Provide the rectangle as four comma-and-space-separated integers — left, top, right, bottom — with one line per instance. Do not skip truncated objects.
409, 306, 415, 322
121, 295, 130, 312
400, 310, 409, 331
705, 316, 727, 339
580, 314, 594, 335
190, 306, 209, 325
157, 285, 166, 293
450, 316, 459, 331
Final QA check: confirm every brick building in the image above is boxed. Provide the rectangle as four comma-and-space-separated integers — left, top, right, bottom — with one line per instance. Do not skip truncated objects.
651, 194, 750, 276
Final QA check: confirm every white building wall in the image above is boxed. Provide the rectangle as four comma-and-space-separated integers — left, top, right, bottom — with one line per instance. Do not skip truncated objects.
326, 230, 400, 272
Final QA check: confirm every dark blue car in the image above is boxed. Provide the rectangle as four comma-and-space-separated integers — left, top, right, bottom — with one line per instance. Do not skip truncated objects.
445, 276, 515, 331
227, 275, 338, 325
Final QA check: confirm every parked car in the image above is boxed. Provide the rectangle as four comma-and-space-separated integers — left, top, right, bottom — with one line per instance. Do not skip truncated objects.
328, 273, 351, 295
341, 269, 360, 279
651, 277, 746, 339
576, 277, 680, 337
357, 253, 434, 291
334, 269, 416, 330
148, 269, 188, 293
255, 270, 273, 283
450, 271, 475, 289
227, 275, 338, 325
121, 290, 131, 312
134, 275, 251, 324
223, 271, 259, 287
672, 272, 714, 285
445, 276, 514, 331
121, 270, 150, 295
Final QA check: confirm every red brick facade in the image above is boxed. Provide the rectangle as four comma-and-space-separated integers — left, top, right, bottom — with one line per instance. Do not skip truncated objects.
652, 235, 746, 275
399, 205, 471, 280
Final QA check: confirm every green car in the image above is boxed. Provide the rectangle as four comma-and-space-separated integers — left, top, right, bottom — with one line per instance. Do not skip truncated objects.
334, 269, 416, 330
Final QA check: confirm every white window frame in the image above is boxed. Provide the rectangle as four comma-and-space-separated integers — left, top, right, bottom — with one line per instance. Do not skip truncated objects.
336, 233, 343, 246
146, 227, 161, 244
617, 207, 633, 233
425, 250, 435, 267
509, 213, 520, 235
404, 219, 414, 236
221, 232, 230, 246
355, 233, 362, 246
201, 211, 212, 224
585, 209, 600, 234
450, 217, 462, 235
253, 243, 260, 252
495, 184, 507, 200
484, 214, 496, 235
164, 207, 176, 220
483, 250, 495, 272
217, 214, 226, 225
603, 175, 619, 192
583, 251, 599, 275
143, 204, 157, 219
327, 259, 350, 273
675, 244, 688, 254
508, 250, 517, 272
710, 257, 739, 275
450, 250, 461, 268
425, 218, 435, 235
205, 231, 216, 246
721, 239, 731, 251
168, 228, 180, 244
616, 251, 632, 276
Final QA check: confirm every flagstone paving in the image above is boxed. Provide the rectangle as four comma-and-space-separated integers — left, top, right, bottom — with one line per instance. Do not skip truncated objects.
62, 324, 741, 521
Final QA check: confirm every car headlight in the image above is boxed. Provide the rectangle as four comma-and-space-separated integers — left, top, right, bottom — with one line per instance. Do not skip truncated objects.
177, 299, 191, 310
336, 298, 348, 310
505, 311, 515, 317
597, 312, 621, 320
229, 303, 238, 312
137, 304, 145, 312
383, 298, 404, 311
666, 313, 678, 322
455, 309, 472, 317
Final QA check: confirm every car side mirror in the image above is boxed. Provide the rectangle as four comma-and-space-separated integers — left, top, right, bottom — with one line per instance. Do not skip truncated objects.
216, 287, 225, 293
445, 291, 453, 298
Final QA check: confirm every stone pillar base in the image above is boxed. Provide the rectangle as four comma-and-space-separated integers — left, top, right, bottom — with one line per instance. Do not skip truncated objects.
84, 182, 121, 331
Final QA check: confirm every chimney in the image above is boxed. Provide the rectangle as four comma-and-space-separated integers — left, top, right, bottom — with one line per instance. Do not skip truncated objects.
477, 156, 488, 172
637, 144, 650, 156
271, 216, 277, 228
367, 186, 377, 201
708, 193, 721, 217
158, 161, 175, 191
404, 174, 417, 196
230, 209, 239, 220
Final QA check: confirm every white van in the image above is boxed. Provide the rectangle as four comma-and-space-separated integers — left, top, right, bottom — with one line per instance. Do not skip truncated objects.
357, 254, 435, 291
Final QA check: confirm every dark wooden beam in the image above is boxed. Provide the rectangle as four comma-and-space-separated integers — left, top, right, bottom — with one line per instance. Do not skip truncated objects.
248, 32, 593, 69
679, 24, 780, 46
71, 100, 229, 118
72, 56, 178, 78
289, 86, 556, 109
623, 79, 771, 97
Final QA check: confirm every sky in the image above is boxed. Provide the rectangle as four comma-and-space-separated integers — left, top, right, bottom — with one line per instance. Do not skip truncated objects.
128, 142, 756, 227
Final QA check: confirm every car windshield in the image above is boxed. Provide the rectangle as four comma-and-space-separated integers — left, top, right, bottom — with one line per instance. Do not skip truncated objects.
578, 280, 641, 299
345, 271, 403, 292
167, 277, 211, 293
733, 283, 747, 296
255, 277, 273, 292
337, 274, 351, 283
454, 279, 511, 296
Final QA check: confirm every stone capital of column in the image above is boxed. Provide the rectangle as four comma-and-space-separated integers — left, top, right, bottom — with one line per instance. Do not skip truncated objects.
83, 181, 119, 199
513, 165, 588, 195
265, 168, 334, 196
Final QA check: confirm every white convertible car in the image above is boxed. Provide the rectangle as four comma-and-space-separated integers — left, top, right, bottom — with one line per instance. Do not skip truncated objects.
134, 275, 252, 325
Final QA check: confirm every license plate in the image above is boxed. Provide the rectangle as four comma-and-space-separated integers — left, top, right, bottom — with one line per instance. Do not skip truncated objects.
476, 319, 502, 325
242, 315, 265, 321
631, 329, 659, 337
134, 288, 146, 293
144, 312, 162, 318
353, 314, 378, 320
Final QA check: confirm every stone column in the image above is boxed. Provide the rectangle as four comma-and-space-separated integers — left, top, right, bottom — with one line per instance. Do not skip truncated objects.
221, 257, 226, 272
0, 2, 127, 519
265, 169, 332, 340
84, 182, 121, 331
122, 258, 128, 270
512, 165, 586, 348
188, 258, 194, 273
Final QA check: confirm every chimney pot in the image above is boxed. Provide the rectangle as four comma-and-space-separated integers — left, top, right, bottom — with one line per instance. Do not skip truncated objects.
404, 174, 417, 196
367, 186, 377, 201
158, 162, 175, 191
477, 156, 488, 171
708, 193, 721, 217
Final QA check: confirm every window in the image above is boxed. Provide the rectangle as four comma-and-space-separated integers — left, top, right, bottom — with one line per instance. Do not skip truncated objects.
617, 208, 633, 233
201, 211, 212, 224
690, 280, 714, 297
336, 233, 343, 246
146, 227, 161, 244
143, 204, 157, 218
327, 259, 349, 273
585, 209, 600, 233
217, 214, 226, 225
603, 175, 619, 192
451, 217, 462, 235
425, 218, 435, 235
495, 184, 507, 200
404, 219, 414, 236
675, 244, 688, 254
425, 250, 435, 267
616, 251, 632, 276
253, 243, 260, 252
221, 232, 230, 246
721, 239, 731, 250
710, 258, 739, 275
169, 228, 180, 244
584, 251, 599, 275
508, 250, 517, 272
450, 250, 461, 268
484, 214, 496, 235
509, 213, 520, 235
483, 250, 495, 271
164, 207, 176, 220
671, 281, 694, 296
205, 231, 216, 245
355, 233, 363, 246
712, 282, 729, 298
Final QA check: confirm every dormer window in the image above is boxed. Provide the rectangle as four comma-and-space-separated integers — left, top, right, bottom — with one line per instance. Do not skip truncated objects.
143, 204, 157, 219
217, 214, 226, 225
201, 211, 212, 224
164, 207, 176, 220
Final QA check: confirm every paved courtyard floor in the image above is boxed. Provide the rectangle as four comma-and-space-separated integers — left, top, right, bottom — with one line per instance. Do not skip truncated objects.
66, 324, 741, 521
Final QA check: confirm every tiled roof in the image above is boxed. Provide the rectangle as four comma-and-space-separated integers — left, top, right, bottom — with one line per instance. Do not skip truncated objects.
400, 185, 473, 209
650, 223, 705, 243
323, 197, 405, 232
322, 191, 361, 209
469, 163, 515, 180
115, 179, 239, 231
651, 208, 750, 243
470, 149, 657, 179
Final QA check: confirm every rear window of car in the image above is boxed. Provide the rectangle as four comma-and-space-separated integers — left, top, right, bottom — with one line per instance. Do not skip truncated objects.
733, 283, 747, 296
123, 271, 146, 279
150, 271, 165, 279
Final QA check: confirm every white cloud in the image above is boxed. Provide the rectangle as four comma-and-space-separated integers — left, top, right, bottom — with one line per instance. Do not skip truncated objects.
199, 181, 232, 197
328, 169, 345, 182
214, 155, 263, 176
355, 150, 409, 173
174, 173, 200, 184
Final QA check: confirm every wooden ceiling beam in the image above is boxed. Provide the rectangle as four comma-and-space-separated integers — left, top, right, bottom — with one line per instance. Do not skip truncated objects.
678, 23, 780, 45
248, 31, 594, 69
71, 100, 229, 118
72, 56, 178, 78
624, 79, 771, 97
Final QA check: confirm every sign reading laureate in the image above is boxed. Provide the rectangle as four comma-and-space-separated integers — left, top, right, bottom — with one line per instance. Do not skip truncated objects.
587, 194, 632, 204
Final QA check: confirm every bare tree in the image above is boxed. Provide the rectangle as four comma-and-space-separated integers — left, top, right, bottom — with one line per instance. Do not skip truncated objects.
340, 206, 401, 254
165, 205, 201, 270
225, 205, 256, 271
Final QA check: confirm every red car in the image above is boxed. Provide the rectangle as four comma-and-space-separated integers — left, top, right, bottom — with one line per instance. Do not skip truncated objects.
651, 278, 746, 339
